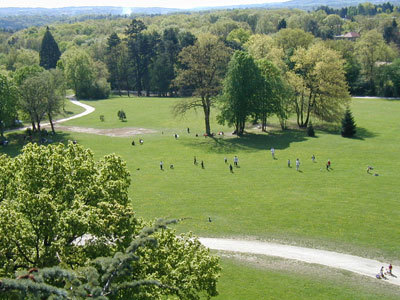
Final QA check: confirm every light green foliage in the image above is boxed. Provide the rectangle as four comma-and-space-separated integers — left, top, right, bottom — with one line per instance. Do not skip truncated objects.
288, 43, 350, 127
18, 74, 48, 131
0, 220, 220, 300
355, 29, 397, 93
274, 28, 314, 58
61, 48, 110, 99
0, 142, 136, 276
226, 28, 252, 45
0, 74, 18, 137
244, 34, 286, 71
256, 59, 290, 130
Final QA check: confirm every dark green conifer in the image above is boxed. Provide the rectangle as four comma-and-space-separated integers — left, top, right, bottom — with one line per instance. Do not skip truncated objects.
341, 109, 356, 137
39, 27, 61, 70
307, 121, 315, 137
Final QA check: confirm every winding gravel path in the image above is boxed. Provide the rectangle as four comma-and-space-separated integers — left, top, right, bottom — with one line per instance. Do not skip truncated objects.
199, 238, 400, 286
5, 96, 95, 133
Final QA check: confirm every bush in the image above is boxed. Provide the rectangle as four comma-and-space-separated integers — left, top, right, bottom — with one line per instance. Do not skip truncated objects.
341, 109, 356, 137
307, 122, 315, 137
117, 109, 126, 121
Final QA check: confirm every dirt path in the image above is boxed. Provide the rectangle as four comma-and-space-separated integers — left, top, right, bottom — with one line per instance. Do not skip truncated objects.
199, 238, 400, 286
5, 96, 95, 134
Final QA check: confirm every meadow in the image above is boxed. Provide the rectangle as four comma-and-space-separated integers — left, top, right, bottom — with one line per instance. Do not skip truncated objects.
2, 96, 400, 298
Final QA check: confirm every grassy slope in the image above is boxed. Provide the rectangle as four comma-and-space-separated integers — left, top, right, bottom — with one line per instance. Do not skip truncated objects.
62, 96, 400, 261
2, 96, 400, 298
217, 257, 400, 300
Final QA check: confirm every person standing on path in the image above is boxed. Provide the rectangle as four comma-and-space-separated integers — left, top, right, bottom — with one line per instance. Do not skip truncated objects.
234, 156, 239, 167
271, 147, 275, 159
296, 158, 300, 171
160, 161, 164, 170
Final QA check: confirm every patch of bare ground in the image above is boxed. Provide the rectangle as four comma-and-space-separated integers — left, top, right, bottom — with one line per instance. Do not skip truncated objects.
52, 126, 156, 137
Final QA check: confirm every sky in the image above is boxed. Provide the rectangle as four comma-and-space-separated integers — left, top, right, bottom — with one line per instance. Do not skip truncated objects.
0, 0, 287, 9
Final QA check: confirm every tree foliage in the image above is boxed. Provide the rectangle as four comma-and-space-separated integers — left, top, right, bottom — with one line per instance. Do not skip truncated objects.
39, 27, 61, 70
0, 143, 221, 299
341, 108, 356, 137
174, 34, 231, 135
218, 51, 264, 135
288, 43, 350, 127
0, 74, 18, 137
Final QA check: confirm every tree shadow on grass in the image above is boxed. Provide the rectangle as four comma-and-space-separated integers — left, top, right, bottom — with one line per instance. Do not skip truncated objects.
315, 123, 377, 140
183, 130, 308, 153
0, 131, 73, 158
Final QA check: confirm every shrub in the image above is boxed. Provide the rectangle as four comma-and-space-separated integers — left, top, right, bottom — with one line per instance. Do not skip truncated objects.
307, 122, 315, 137
341, 109, 356, 137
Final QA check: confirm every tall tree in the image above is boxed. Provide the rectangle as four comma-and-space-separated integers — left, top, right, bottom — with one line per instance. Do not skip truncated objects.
126, 19, 159, 96
43, 69, 66, 133
174, 34, 231, 135
0, 75, 18, 138
218, 51, 264, 136
256, 59, 287, 131
0, 143, 220, 299
355, 29, 395, 95
39, 27, 61, 70
19, 74, 48, 131
288, 43, 350, 128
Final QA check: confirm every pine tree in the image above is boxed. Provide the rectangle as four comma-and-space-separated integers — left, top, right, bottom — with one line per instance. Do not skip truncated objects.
341, 109, 356, 137
277, 18, 287, 31
39, 27, 61, 70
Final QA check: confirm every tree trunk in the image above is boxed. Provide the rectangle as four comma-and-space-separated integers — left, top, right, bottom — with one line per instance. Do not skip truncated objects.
202, 97, 211, 135
262, 114, 267, 132
48, 113, 55, 134
31, 120, 36, 132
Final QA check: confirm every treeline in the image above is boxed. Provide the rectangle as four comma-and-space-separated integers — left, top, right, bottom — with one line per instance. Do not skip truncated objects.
1, 4, 400, 136
318, 2, 396, 17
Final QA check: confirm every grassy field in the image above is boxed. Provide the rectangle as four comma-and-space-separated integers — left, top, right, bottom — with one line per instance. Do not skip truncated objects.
2, 95, 400, 298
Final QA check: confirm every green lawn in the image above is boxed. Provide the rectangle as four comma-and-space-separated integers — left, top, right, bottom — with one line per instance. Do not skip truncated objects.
2, 95, 400, 298
57, 96, 400, 261
217, 256, 400, 299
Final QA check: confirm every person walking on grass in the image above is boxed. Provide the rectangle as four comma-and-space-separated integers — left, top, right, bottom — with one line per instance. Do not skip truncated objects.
296, 158, 300, 171
311, 154, 315, 162
326, 159, 331, 171
271, 147, 275, 159
234, 155, 239, 167
194, 156, 197, 165
288, 159, 291, 168
229, 164, 233, 173
160, 161, 164, 171
224, 157, 227, 164
201, 161, 204, 169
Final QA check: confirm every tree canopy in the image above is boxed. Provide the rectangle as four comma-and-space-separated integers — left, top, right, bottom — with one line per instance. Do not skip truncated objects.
39, 27, 61, 70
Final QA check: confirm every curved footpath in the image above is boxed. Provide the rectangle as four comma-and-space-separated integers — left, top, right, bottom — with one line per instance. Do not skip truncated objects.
5, 95, 95, 133
199, 238, 400, 286
52, 95, 95, 124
